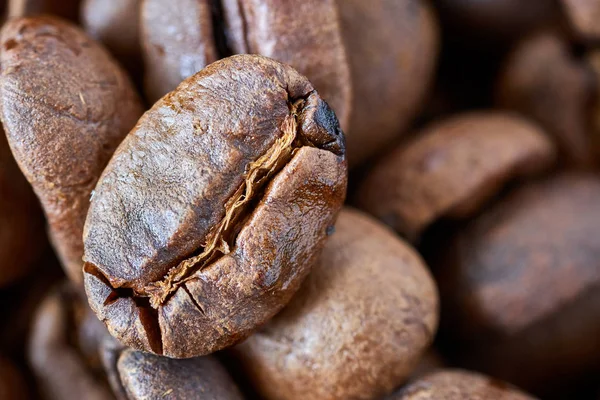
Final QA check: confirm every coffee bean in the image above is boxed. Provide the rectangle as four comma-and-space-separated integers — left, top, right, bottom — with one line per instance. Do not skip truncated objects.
0, 16, 144, 285
101, 336, 243, 400
388, 369, 536, 400
496, 31, 597, 167
8, 0, 81, 20
337, 0, 439, 166
28, 283, 113, 400
437, 174, 600, 393
234, 208, 438, 400
560, 0, 600, 42
83, 54, 347, 358
81, 0, 142, 76
355, 112, 555, 242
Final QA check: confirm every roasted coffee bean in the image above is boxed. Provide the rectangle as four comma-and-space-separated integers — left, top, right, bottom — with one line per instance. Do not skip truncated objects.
81, 0, 142, 76
0, 16, 144, 285
8, 0, 81, 20
437, 173, 600, 394
0, 357, 28, 400
388, 369, 536, 400
29, 283, 114, 400
140, 0, 351, 132
496, 31, 597, 167
101, 336, 243, 400
0, 129, 45, 288
355, 112, 555, 242
337, 0, 438, 166
234, 208, 438, 400
83, 54, 347, 358
560, 0, 600, 42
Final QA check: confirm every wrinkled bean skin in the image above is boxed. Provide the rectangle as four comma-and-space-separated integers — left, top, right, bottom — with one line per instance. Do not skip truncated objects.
0, 130, 45, 287
141, 0, 351, 131
29, 284, 114, 400
101, 336, 243, 400
355, 112, 555, 242
0, 17, 144, 285
388, 370, 536, 400
337, 0, 438, 166
83, 55, 347, 358
496, 32, 596, 167
437, 174, 600, 394
81, 0, 142, 76
234, 208, 438, 400
0, 357, 28, 400
8, 0, 81, 20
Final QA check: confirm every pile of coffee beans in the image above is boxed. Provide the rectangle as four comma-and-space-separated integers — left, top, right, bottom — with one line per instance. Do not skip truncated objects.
0, 0, 599, 399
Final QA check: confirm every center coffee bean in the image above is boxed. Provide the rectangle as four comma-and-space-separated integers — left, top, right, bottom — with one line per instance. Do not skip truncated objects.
83, 54, 348, 358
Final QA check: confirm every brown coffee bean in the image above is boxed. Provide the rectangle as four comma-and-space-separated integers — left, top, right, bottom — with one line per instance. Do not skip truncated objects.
388, 369, 536, 400
0, 16, 144, 285
83, 54, 347, 358
81, 0, 142, 75
337, 0, 439, 166
8, 0, 81, 20
496, 31, 596, 167
101, 336, 243, 400
29, 284, 113, 400
355, 112, 555, 242
233, 208, 438, 400
437, 174, 600, 393
140, 0, 351, 133
0, 130, 45, 288
560, 0, 600, 42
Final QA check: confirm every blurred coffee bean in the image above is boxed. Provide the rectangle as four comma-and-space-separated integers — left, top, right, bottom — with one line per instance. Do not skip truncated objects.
8, 0, 81, 20
560, 0, 600, 42
234, 208, 438, 400
0, 16, 144, 285
355, 112, 555, 242
81, 0, 142, 77
29, 283, 113, 400
337, 0, 439, 166
437, 173, 600, 395
496, 31, 597, 167
388, 369, 536, 399
101, 336, 243, 400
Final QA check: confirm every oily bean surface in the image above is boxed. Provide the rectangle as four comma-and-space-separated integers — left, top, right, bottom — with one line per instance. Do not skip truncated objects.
83, 54, 347, 358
